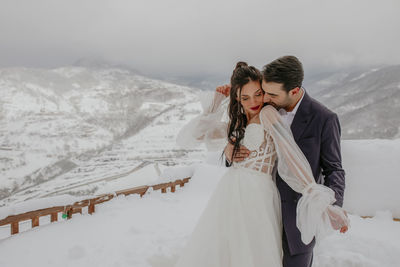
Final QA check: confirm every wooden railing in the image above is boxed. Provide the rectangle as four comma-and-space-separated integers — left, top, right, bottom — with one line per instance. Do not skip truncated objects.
1, 176, 399, 237
0, 177, 191, 236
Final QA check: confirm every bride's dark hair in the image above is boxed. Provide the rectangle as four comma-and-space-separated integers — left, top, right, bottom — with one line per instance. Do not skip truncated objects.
227, 61, 262, 161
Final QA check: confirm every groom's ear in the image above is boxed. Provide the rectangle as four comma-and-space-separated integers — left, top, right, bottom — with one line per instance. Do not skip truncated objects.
289, 87, 300, 96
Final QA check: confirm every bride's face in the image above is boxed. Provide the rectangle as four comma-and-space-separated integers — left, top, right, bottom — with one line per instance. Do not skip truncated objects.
237, 80, 264, 119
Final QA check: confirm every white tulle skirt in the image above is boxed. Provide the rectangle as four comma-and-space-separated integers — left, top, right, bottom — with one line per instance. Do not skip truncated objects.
175, 167, 283, 267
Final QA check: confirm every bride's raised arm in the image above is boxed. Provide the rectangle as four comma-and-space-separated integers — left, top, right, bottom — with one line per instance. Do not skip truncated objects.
176, 90, 229, 151
259, 105, 349, 244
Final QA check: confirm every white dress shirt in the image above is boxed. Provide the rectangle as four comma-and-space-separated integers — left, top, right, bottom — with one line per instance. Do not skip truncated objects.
278, 88, 305, 127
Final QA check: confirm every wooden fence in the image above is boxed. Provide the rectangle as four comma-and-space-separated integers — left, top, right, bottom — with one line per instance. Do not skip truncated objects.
0, 177, 190, 236
1, 176, 399, 237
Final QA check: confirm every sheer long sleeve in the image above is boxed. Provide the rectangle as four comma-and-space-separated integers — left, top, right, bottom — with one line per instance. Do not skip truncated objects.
176, 91, 229, 151
259, 105, 349, 244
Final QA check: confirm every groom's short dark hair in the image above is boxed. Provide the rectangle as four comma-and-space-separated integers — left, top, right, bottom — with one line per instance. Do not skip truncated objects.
262, 56, 304, 93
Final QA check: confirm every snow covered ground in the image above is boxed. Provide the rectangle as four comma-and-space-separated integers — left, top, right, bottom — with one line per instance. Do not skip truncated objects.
341, 139, 400, 218
1, 65, 399, 266
0, 163, 399, 267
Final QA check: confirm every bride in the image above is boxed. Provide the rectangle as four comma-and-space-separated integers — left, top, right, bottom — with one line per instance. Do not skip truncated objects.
175, 62, 349, 267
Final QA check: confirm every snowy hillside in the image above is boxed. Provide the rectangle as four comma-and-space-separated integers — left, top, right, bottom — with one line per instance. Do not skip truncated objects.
306, 65, 400, 139
1, 65, 400, 267
2, 63, 400, 211
0, 66, 205, 206
0, 163, 399, 267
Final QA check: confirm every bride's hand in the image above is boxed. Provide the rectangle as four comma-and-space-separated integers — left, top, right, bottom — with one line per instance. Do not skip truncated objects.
327, 207, 349, 233
340, 225, 348, 233
216, 84, 231, 97
339, 210, 349, 233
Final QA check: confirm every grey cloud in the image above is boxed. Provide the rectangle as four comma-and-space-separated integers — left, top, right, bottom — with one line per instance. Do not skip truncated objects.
0, 0, 399, 77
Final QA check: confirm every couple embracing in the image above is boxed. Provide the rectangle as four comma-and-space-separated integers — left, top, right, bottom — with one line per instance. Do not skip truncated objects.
176, 56, 349, 267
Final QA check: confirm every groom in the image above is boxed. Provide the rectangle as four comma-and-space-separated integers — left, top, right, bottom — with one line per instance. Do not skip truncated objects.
224, 56, 346, 267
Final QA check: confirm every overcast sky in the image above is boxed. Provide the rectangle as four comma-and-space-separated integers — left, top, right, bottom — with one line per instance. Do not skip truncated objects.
1, 0, 399, 77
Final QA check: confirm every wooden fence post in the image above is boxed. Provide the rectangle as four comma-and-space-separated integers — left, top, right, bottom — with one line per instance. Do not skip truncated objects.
32, 216, 39, 228
67, 208, 73, 219
51, 213, 58, 222
88, 201, 95, 215
11, 221, 19, 235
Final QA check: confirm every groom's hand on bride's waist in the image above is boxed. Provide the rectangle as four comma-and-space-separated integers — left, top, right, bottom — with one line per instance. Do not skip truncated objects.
224, 143, 250, 164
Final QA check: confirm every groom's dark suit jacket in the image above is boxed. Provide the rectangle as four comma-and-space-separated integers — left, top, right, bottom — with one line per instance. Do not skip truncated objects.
277, 91, 345, 255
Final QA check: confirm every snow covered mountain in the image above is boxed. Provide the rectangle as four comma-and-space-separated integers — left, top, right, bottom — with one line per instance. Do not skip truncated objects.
0, 65, 206, 206
305, 65, 400, 139
2, 63, 400, 207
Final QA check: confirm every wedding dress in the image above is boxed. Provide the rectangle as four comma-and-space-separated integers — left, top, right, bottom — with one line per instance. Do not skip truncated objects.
175, 92, 349, 267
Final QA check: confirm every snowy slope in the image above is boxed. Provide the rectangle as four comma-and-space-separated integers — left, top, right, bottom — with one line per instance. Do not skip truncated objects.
0, 66, 205, 206
0, 164, 399, 267
1, 63, 400, 266
2, 137, 399, 219
2, 64, 400, 215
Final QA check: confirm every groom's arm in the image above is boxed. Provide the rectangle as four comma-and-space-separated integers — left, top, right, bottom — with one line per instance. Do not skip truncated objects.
224, 143, 250, 167
320, 113, 345, 207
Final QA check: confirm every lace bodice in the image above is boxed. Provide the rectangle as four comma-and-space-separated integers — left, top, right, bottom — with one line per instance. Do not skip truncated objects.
234, 123, 276, 175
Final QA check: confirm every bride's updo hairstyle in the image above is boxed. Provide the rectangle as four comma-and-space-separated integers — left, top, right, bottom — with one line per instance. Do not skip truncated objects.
227, 61, 262, 161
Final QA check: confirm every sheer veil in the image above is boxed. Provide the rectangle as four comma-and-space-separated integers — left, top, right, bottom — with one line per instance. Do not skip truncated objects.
177, 91, 229, 151
260, 105, 349, 244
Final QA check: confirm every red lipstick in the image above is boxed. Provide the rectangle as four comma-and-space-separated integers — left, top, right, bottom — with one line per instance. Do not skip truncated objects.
250, 105, 260, 111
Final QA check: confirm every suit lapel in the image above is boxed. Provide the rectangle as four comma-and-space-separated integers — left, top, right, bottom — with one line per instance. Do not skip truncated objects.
290, 92, 312, 142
